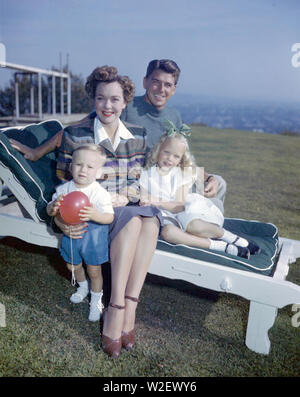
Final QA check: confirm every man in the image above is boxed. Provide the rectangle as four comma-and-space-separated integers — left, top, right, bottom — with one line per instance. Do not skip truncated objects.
121, 59, 226, 212
121, 59, 182, 149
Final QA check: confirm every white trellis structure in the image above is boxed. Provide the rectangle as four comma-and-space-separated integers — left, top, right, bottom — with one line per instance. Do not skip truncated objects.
0, 61, 71, 119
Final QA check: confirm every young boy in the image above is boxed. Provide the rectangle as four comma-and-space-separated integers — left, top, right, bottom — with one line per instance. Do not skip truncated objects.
47, 144, 114, 321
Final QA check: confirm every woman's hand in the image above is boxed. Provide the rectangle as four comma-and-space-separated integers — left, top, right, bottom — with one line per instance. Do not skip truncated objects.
9, 139, 39, 161
204, 176, 219, 198
54, 214, 88, 239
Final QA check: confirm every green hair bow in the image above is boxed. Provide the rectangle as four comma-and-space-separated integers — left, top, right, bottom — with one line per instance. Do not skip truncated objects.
165, 119, 191, 137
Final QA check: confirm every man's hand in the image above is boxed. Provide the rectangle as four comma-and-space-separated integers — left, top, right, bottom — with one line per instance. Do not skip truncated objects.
9, 139, 39, 161
204, 176, 219, 198
9, 130, 63, 161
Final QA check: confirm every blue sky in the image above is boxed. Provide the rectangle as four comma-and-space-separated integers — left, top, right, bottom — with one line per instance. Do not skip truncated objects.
0, 0, 300, 103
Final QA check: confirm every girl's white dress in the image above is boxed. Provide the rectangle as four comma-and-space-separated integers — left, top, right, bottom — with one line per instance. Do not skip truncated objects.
139, 166, 224, 230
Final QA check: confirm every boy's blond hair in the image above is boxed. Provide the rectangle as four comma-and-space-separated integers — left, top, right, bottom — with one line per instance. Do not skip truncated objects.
72, 144, 106, 166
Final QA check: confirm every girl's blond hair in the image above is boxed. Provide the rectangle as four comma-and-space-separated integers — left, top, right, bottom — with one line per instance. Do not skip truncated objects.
146, 132, 196, 170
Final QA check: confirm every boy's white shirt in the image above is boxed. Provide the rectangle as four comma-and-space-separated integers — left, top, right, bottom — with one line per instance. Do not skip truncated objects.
51, 180, 114, 214
94, 117, 134, 150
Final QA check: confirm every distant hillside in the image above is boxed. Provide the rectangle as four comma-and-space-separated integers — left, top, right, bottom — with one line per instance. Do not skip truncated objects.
169, 95, 300, 135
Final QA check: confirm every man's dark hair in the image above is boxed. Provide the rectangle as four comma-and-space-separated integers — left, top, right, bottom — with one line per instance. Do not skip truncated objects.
145, 59, 181, 85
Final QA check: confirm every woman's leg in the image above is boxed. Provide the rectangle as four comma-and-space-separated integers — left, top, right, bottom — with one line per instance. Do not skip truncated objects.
122, 216, 160, 333
102, 216, 159, 341
103, 216, 143, 340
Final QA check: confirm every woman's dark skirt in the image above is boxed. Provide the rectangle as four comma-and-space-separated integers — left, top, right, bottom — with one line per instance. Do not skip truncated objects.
109, 204, 163, 242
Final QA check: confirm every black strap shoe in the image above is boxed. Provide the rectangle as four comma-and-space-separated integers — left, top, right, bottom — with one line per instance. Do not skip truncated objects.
248, 242, 261, 255
237, 246, 250, 259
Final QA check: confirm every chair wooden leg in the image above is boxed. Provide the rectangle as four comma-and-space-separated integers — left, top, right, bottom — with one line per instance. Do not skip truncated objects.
246, 301, 278, 355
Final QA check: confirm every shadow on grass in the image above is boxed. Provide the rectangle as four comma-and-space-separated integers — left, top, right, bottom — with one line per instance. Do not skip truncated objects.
0, 236, 68, 279
0, 237, 103, 349
146, 273, 220, 301
140, 273, 222, 337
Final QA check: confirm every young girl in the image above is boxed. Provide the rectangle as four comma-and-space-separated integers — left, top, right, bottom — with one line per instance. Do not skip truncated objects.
47, 144, 114, 321
139, 126, 260, 258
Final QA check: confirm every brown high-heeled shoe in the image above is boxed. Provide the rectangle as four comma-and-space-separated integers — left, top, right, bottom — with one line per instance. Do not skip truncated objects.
101, 302, 125, 358
121, 296, 139, 351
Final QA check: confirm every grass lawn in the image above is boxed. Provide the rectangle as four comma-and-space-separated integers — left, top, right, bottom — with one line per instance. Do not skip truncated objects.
0, 126, 299, 378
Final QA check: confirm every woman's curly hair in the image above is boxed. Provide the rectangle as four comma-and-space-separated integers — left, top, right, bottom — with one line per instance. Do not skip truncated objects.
85, 65, 135, 104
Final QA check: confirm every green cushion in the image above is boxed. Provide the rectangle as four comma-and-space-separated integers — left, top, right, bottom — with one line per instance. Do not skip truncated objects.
157, 218, 278, 276
0, 120, 63, 223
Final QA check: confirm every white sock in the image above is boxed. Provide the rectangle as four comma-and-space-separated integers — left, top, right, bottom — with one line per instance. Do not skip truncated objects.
209, 239, 238, 255
221, 230, 248, 247
90, 290, 103, 304
209, 239, 227, 251
89, 290, 104, 322
78, 280, 89, 291
224, 244, 238, 256
70, 279, 89, 304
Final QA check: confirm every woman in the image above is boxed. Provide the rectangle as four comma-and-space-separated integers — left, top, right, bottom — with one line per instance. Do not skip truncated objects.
12, 66, 162, 358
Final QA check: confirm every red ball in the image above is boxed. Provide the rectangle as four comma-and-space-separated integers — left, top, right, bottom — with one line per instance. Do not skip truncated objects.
59, 191, 90, 225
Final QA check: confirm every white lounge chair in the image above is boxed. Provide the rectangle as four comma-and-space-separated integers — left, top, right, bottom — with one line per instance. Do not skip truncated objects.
1, 120, 299, 355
